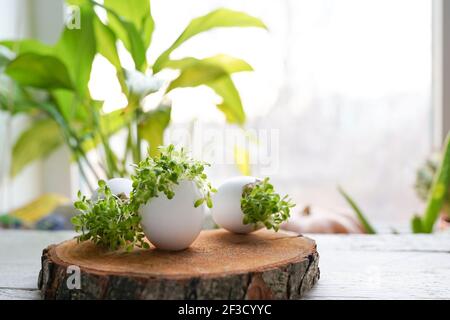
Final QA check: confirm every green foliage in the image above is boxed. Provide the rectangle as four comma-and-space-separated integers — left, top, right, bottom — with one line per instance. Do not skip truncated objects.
338, 141, 450, 233
411, 215, 424, 233
167, 62, 228, 90
54, 3, 96, 97
338, 186, 377, 234
240, 177, 295, 231
71, 180, 148, 251
100, 1, 147, 71
5, 53, 73, 90
0, 46, 13, 69
1, 0, 267, 185
129, 144, 216, 212
208, 75, 246, 124
0, 39, 53, 55
153, 8, 267, 72
138, 101, 171, 157
93, 16, 121, 71
413, 132, 450, 233
11, 119, 63, 177
166, 56, 251, 124
414, 153, 440, 202
72, 144, 215, 250
104, 0, 154, 49
165, 55, 252, 74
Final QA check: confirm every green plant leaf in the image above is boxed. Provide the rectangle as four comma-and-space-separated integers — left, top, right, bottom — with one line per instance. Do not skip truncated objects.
141, 8, 155, 50
92, 15, 128, 93
138, 101, 171, 157
166, 54, 253, 74
81, 107, 134, 152
104, 0, 154, 49
99, 1, 147, 71
411, 215, 424, 233
167, 62, 227, 91
0, 46, 14, 70
418, 132, 450, 233
0, 39, 53, 56
5, 53, 73, 90
166, 56, 249, 124
54, 3, 96, 97
338, 186, 377, 234
153, 8, 267, 72
241, 177, 294, 231
93, 16, 121, 71
234, 145, 251, 175
51, 89, 90, 124
0, 71, 49, 115
11, 119, 63, 177
207, 75, 246, 125
167, 59, 246, 125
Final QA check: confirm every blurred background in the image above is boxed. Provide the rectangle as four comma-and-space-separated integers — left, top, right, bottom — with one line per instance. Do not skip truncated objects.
0, 0, 447, 233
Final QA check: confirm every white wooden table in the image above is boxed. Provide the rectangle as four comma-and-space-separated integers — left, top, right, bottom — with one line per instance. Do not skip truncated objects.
1, 230, 449, 300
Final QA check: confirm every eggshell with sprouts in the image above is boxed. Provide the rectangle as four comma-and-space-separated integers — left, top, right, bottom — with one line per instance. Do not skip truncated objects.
140, 180, 205, 251
91, 178, 133, 201
211, 176, 263, 234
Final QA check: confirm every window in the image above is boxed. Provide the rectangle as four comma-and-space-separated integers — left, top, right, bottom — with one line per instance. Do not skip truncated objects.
1, 0, 433, 229
91, 0, 432, 227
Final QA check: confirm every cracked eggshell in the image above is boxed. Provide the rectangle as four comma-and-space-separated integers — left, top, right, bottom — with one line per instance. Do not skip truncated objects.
211, 176, 263, 234
140, 180, 205, 251
91, 178, 133, 201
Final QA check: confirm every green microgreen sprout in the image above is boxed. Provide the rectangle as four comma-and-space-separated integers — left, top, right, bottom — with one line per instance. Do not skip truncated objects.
240, 177, 295, 231
71, 180, 148, 251
128, 144, 216, 212
71, 144, 215, 250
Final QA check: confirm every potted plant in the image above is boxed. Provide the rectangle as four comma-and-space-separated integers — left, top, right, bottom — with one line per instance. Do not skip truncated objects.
0, 0, 267, 193
336, 133, 450, 234
415, 152, 450, 230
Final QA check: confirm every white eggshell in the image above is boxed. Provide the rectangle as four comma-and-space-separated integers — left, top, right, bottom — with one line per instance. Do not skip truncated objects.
140, 180, 205, 251
91, 178, 133, 201
211, 176, 263, 234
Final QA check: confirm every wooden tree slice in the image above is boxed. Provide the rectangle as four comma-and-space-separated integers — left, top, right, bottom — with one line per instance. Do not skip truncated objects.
38, 229, 319, 299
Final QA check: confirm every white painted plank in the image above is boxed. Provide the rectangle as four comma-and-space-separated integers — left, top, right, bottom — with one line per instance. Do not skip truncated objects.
0, 230, 449, 300
0, 288, 40, 300
302, 233, 450, 299
304, 250, 450, 300
306, 233, 450, 253
0, 230, 76, 289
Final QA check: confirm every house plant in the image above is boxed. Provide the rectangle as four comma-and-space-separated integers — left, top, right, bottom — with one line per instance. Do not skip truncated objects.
414, 151, 450, 230
338, 132, 450, 234
0, 0, 266, 192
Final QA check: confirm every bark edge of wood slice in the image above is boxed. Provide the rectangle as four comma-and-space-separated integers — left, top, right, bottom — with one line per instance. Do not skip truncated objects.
38, 229, 320, 300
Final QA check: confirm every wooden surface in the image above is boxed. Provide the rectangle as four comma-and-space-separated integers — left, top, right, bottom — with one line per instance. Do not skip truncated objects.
38, 229, 319, 299
1, 230, 450, 299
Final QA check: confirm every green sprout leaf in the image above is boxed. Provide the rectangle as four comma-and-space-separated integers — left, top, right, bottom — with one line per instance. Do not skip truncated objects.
72, 145, 215, 250
129, 144, 216, 212
71, 180, 146, 251
240, 177, 295, 231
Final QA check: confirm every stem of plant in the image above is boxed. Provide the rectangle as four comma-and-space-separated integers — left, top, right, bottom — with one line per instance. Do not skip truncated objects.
135, 108, 142, 162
